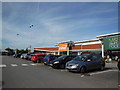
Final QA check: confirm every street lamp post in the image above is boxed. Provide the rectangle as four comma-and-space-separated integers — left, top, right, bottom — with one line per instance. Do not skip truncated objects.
29, 24, 34, 53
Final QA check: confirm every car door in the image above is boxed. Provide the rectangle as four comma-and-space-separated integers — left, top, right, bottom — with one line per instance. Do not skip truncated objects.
84, 55, 96, 70
65, 56, 71, 63
90, 55, 100, 69
51, 55, 56, 61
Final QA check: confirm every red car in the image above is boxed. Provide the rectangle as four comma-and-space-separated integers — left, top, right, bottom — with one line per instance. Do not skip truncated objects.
31, 54, 46, 63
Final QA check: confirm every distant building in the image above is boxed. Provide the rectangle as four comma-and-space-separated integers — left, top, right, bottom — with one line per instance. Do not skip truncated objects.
34, 39, 102, 55
34, 32, 120, 61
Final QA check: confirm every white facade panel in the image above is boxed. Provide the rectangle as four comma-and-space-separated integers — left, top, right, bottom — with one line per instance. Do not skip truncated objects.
75, 41, 101, 45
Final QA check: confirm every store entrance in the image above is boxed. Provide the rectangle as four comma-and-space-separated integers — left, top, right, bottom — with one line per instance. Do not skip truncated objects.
107, 49, 120, 61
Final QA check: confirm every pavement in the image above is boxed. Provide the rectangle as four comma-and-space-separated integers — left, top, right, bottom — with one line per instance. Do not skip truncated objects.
0, 56, 119, 88
106, 62, 118, 69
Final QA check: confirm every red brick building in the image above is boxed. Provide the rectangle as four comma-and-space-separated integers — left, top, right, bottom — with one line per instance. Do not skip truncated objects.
34, 39, 102, 55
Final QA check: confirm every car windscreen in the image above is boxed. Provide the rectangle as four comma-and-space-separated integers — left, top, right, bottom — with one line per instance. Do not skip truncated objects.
44, 55, 53, 58
38, 55, 45, 57
45, 55, 50, 58
22, 54, 27, 56
31, 54, 34, 56
73, 55, 90, 61
57, 55, 68, 61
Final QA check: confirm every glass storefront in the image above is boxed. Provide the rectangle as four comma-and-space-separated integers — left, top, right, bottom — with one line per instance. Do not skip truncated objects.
103, 35, 120, 61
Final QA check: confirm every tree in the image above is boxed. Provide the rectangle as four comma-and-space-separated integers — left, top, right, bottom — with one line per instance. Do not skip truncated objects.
25, 48, 29, 53
5, 47, 14, 55
15, 48, 19, 54
20, 49, 25, 53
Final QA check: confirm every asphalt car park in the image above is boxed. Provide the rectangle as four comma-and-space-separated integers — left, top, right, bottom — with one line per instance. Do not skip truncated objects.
1, 56, 119, 88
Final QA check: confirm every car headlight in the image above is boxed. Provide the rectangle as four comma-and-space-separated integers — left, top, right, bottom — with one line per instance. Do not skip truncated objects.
71, 64, 79, 68
75, 64, 79, 67
54, 61, 59, 64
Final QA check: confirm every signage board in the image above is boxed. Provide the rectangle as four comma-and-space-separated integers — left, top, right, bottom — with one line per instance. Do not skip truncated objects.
58, 43, 68, 51
103, 35, 120, 50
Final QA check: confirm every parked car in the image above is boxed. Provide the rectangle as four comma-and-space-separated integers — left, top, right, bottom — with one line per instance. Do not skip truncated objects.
51, 55, 77, 69
66, 54, 105, 73
20, 53, 28, 59
31, 54, 46, 63
43, 54, 61, 65
13, 53, 16, 57
13, 53, 22, 58
27, 54, 35, 60
2, 52, 9, 56
117, 59, 120, 70
25, 53, 33, 60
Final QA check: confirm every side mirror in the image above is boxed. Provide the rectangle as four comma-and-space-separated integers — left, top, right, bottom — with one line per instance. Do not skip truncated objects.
87, 59, 91, 62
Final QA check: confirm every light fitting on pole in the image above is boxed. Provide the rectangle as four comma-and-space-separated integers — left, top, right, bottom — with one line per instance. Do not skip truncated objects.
29, 24, 34, 28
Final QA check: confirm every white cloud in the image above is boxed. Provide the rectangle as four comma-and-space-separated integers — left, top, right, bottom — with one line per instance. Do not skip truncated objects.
2, 2, 117, 49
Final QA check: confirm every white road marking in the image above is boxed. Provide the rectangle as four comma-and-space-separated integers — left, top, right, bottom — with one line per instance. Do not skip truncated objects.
30, 63, 37, 66
0, 64, 7, 68
61, 70, 67, 72
90, 69, 118, 75
11, 64, 18, 67
36, 63, 44, 65
81, 75, 85, 77
21, 64, 28, 66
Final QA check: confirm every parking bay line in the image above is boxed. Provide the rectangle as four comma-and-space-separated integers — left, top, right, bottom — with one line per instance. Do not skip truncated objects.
74, 70, 118, 77
61, 70, 68, 72
11, 64, 18, 67
0, 64, 7, 68
36, 63, 44, 66
90, 69, 118, 76
30, 63, 37, 66
21, 64, 29, 66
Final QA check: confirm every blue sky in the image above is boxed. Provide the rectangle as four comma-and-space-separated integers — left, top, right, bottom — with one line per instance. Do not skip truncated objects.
2, 2, 118, 50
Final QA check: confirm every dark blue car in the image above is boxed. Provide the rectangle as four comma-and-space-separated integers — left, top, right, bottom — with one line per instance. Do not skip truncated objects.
13, 53, 22, 58
66, 54, 105, 73
51, 55, 77, 69
43, 54, 60, 65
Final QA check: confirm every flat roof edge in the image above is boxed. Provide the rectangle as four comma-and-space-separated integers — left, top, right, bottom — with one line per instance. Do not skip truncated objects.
96, 32, 120, 38
74, 39, 100, 44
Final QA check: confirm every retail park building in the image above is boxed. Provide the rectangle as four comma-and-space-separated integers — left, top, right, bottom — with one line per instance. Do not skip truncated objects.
34, 32, 120, 60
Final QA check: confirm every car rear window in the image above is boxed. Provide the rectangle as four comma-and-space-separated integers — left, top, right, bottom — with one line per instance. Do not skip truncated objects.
55, 55, 61, 58
57, 55, 68, 60
31, 55, 34, 56
38, 55, 45, 57
45, 55, 50, 58
73, 55, 89, 61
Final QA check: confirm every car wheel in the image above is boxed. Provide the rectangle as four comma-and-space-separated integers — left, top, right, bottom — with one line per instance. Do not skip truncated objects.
33, 61, 36, 63
52, 64, 58, 69
100, 65, 105, 71
60, 64, 65, 69
80, 67, 86, 74
41, 60, 43, 63
36, 59, 40, 63
44, 63, 47, 65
